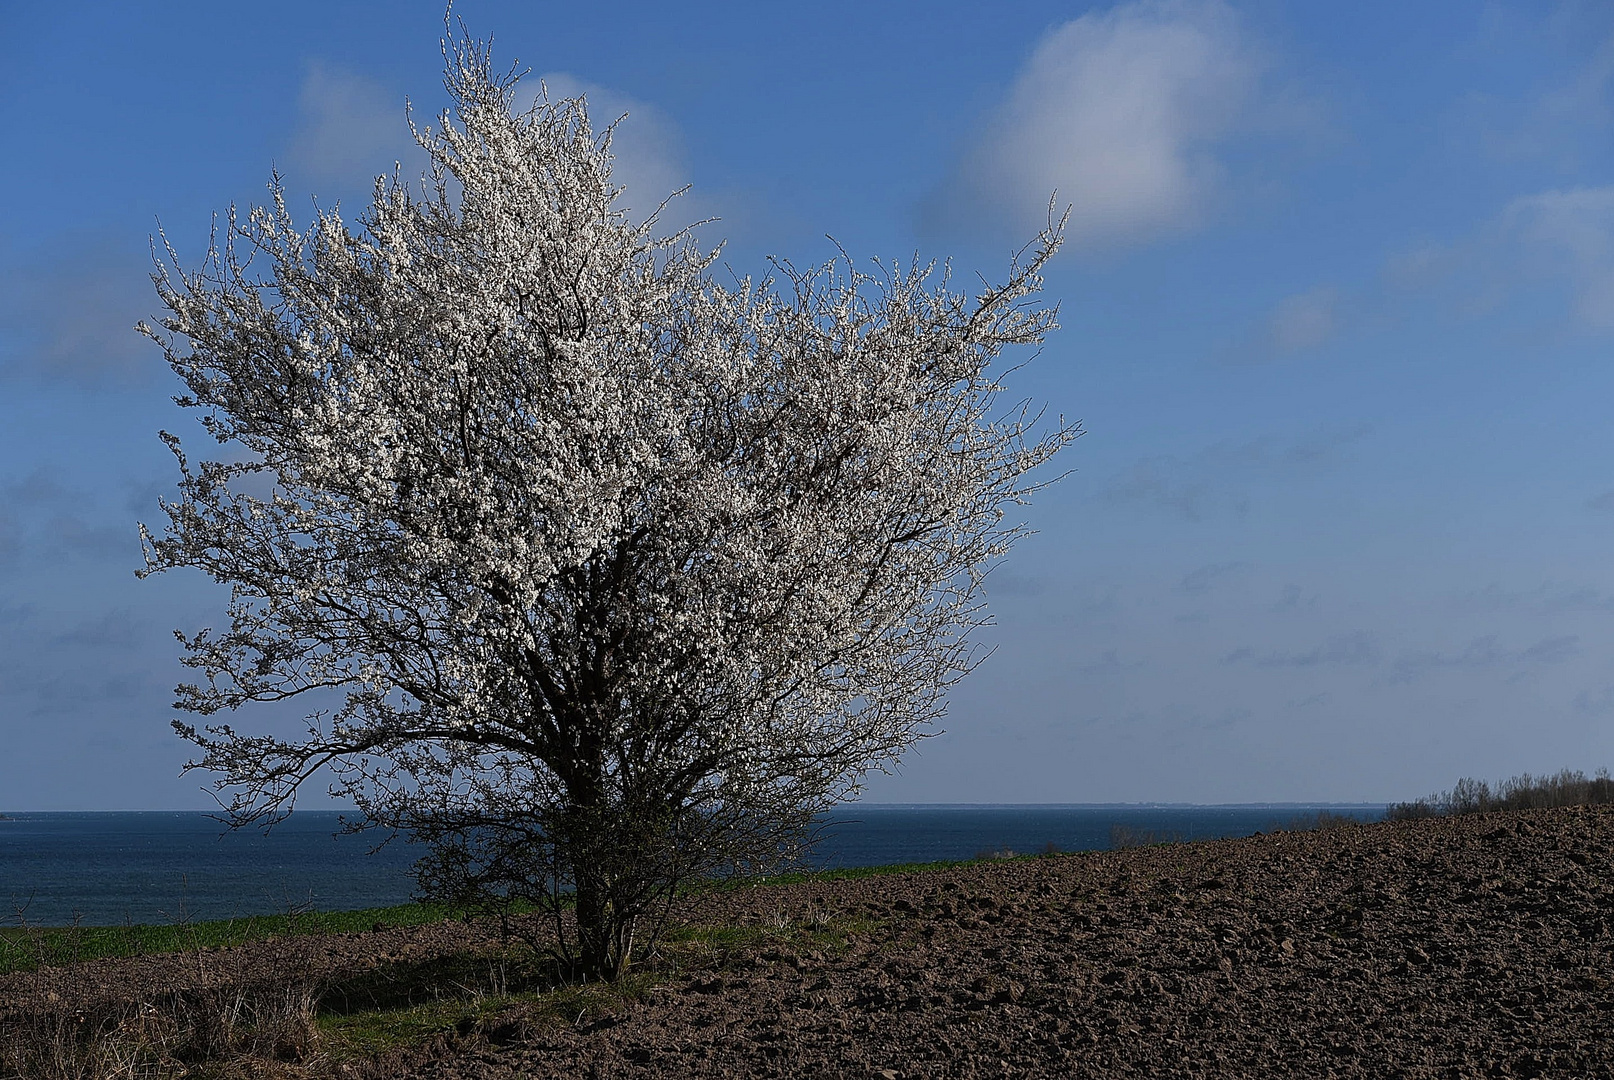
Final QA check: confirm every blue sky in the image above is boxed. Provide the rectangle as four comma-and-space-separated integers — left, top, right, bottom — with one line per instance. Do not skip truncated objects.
3, 0, 1614, 809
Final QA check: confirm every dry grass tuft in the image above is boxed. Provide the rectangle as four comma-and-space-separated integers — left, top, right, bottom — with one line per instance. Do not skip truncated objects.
1108, 825, 1185, 850
0, 983, 320, 1080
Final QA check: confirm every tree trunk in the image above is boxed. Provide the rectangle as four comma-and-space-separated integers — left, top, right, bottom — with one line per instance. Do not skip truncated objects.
573, 871, 631, 981
564, 766, 631, 981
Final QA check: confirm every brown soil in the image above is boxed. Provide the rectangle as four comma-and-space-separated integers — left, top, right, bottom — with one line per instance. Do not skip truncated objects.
5, 805, 1614, 1078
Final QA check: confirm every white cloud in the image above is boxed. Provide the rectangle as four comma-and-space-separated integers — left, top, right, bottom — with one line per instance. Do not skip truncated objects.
935, 0, 1262, 246
531, 74, 691, 229
285, 62, 416, 186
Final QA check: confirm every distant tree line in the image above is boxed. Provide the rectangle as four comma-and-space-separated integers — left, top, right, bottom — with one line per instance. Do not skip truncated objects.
1388, 768, 1614, 820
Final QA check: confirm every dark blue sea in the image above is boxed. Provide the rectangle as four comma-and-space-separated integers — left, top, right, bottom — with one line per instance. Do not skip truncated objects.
0, 805, 1385, 927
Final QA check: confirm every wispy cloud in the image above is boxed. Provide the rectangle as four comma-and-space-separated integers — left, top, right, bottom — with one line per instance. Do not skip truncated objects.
1103, 457, 1242, 520
1391, 634, 1579, 682
982, 567, 1054, 598
0, 237, 158, 386
929, 0, 1276, 247
1265, 285, 1342, 354
1072, 648, 1148, 675
1222, 631, 1378, 668
283, 61, 698, 229
0, 513, 17, 572
1518, 635, 1580, 663
1176, 561, 1247, 596
1455, 581, 1614, 615
0, 468, 140, 565
1265, 286, 1341, 354
9, 669, 155, 718
1391, 636, 1505, 682
1102, 425, 1369, 519
5, 468, 73, 507
1273, 583, 1318, 611
0, 600, 35, 626
1221, 284, 1345, 365
530, 74, 691, 229
52, 609, 145, 649
1503, 186, 1614, 327
284, 61, 417, 187
1383, 184, 1614, 332
1574, 684, 1614, 715
1458, 13, 1614, 169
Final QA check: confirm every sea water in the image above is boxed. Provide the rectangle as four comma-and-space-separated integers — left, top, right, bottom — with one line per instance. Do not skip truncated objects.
0, 804, 1385, 927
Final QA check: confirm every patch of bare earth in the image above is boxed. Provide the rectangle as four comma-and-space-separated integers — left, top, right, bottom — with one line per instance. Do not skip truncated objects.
6, 806, 1614, 1078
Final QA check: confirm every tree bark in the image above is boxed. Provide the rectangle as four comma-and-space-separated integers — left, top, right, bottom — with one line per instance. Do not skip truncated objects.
573, 876, 619, 981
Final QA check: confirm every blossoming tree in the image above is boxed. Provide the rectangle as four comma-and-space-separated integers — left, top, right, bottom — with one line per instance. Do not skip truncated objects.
139, 30, 1077, 981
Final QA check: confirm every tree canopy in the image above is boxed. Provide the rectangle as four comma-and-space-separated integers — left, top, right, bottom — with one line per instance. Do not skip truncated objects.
139, 29, 1076, 979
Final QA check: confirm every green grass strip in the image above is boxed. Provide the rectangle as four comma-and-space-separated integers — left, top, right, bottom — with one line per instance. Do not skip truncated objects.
0, 900, 472, 976
0, 848, 1092, 975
